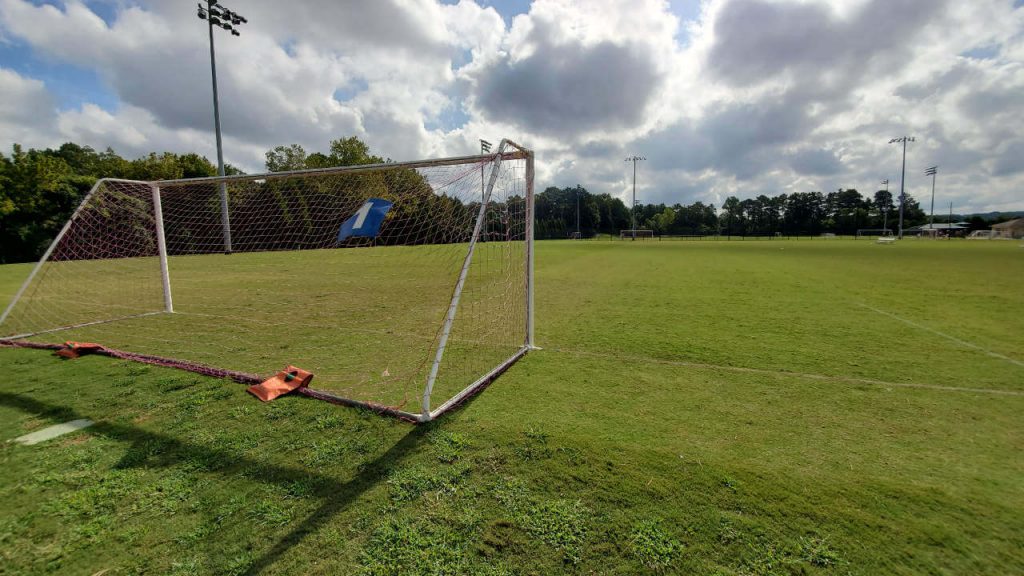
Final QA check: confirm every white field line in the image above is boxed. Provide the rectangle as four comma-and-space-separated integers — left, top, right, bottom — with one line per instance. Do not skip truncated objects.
12, 419, 94, 445
549, 346, 1024, 397
859, 303, 1024, 369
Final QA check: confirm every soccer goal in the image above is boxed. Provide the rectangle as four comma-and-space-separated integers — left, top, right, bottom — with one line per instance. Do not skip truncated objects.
620, 229, 654, 240
856, 229, 894, 239
0, 139, 535, 422
967, 230, 1012, 240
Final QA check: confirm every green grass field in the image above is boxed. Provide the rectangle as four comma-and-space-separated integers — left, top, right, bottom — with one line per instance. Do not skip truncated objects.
1, 239, 1022, 575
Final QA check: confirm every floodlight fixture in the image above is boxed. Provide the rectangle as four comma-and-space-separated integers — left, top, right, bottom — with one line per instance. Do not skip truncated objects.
888, 136, 914, 239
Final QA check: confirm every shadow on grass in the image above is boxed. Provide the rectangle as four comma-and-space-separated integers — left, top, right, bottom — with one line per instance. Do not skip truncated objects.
0, 391, 430, 575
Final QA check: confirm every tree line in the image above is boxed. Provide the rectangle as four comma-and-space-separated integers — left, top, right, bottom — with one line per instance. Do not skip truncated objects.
0, 143, 247, 263
0, 139, 1014, 263
535, 185, 942, 238
0, 138, 496, 263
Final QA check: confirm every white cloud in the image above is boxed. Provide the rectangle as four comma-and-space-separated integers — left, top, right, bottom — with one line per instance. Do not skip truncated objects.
0, 67, 56, 147
0, 0, 1022, 212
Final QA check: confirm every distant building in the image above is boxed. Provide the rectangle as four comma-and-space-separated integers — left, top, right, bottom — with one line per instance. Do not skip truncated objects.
991, 218, 1024, 239
905, 222, 967, 237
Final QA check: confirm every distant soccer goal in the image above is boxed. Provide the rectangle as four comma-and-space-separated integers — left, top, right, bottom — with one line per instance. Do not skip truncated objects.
967, 230, 1012, 240
568, 231, 582, 240
856, 229, 894, 239
620, 229, 655, 240
0, 139, 536, 422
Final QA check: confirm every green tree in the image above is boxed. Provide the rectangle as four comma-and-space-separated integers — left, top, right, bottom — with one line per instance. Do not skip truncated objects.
328, 137, 384, 166
178, 153, 218, 178
722, 196, 744, 235
783, 192, 826, 235
128, 152, 184, 181
0, 145, 93, 263
829, 189, 869, 234
305, 152, 332, 169
652, 206, 676, 234
873, 189, 895, 229
592, 193, 629, 234
900, 194, 927, 226
265, 144, 308, 172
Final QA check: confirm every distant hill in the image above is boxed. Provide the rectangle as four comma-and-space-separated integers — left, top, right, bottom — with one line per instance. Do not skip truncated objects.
957, 211, 1024, 221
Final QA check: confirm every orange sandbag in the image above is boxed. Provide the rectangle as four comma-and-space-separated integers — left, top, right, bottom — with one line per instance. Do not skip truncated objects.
247, 365, 313, 402
55, 341, 105, 359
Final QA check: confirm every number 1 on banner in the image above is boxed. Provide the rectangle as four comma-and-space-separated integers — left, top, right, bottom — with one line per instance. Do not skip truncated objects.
337, 198, 393, 243
352, 201, 372, 229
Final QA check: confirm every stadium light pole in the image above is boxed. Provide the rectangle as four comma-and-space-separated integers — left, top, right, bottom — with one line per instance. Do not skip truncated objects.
625, 156, 645, 240
575, 184, 581, 238
889, 137, 914, 240
198, 0, 247, 254
925, 166, 938, 231
881, 179, 890, 233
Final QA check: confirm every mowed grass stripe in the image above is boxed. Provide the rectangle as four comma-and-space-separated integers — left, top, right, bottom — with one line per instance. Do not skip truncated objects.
859, 302, 1024, 368
549, 345, 1024, 396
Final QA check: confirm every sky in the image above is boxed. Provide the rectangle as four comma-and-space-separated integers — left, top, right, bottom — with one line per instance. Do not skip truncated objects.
1, 0, 1022, 213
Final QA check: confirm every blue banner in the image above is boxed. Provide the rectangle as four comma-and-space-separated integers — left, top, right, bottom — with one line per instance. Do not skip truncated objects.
337, 198, 393, 242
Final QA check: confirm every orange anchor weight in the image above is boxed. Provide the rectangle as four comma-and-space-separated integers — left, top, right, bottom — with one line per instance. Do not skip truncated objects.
246, 365, 314, 402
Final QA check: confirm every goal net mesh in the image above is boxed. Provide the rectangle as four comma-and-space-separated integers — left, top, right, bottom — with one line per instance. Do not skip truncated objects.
620, 229, 654, 239
856, 229, 894, 238
1, 149, 531, 417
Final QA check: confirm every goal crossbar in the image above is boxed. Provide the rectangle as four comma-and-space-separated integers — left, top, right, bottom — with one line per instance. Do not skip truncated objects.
856, 228, 894, 238
155, 148, 531, 187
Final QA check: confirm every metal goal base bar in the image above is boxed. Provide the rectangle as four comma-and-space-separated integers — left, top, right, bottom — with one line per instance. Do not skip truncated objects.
0, 339, 531, 424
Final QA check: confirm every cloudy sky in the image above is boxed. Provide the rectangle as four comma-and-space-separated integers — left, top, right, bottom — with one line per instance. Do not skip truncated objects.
1, 0, 1022, 212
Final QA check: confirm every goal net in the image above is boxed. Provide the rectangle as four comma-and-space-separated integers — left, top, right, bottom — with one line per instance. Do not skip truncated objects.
967, 229, 1012, 240
856, 229, 893, 238
620, 229, 654, 240
0, 139, 535, 422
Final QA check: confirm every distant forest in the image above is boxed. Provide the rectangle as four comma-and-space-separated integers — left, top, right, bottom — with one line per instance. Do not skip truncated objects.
534, 186, 1014, 239
0, 139, 1018, 263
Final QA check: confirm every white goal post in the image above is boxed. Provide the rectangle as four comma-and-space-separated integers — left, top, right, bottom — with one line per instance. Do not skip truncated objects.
620, 229, 655, 240
856, 228, 894, 238
0, 139, 536, 423
967, 229, 1012, 240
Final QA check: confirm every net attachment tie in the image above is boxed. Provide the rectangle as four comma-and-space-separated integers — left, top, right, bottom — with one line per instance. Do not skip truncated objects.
247, 365, 314, 402
55, 341, 106, 359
